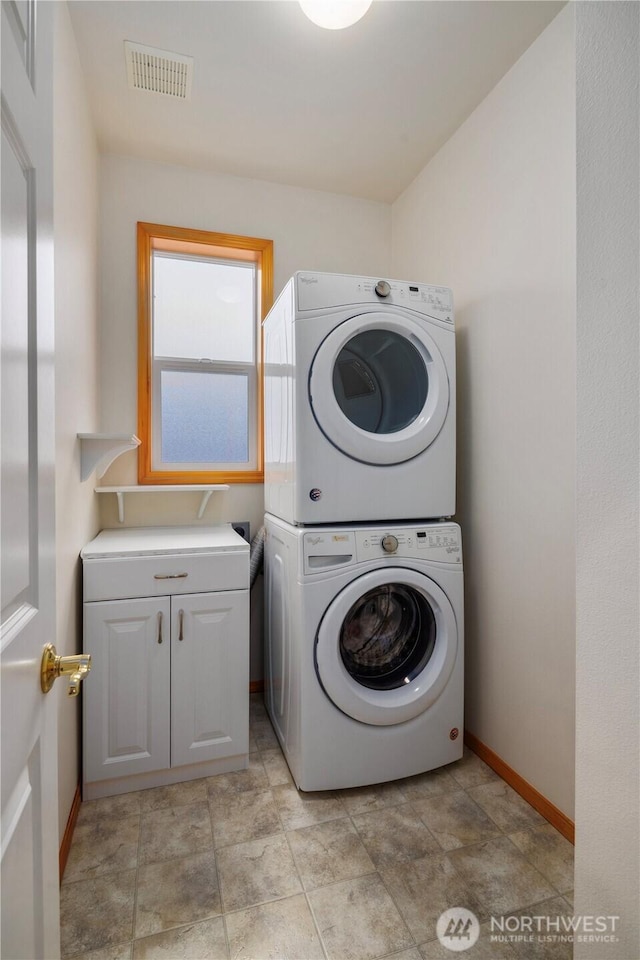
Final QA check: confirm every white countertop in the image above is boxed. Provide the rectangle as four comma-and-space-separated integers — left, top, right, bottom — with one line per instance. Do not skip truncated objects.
81, 525, 249, 560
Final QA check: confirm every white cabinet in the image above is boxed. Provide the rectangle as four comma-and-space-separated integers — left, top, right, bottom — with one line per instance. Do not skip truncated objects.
84, 597, 171, 782
82, 526, 250, 800
171, 591, 248, 768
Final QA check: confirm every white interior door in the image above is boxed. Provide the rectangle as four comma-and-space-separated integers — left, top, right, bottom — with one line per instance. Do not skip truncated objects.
1, 2, 59, 957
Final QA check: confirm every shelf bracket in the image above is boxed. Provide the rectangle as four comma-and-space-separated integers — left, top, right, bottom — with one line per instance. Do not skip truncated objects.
197, 490, 214, 519
94, 484, 230, 523
78, 434, 141, 482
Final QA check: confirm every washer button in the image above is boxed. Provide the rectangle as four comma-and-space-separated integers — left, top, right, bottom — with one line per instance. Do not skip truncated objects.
381, 535, 399, 554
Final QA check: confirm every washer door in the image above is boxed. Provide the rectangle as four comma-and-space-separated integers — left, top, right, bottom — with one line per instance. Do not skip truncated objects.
315, 569, 458, 726
309, 313, 449, 465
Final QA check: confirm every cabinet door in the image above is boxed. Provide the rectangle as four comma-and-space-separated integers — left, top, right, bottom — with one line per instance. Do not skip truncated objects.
171, 591, 249, 768
83, 597, 170, 783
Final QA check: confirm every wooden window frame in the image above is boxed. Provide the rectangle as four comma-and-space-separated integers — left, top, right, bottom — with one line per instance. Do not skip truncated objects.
137, 222, 273, 484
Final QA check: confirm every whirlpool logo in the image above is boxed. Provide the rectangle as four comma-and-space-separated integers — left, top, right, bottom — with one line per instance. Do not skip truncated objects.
300, 275, 318, 284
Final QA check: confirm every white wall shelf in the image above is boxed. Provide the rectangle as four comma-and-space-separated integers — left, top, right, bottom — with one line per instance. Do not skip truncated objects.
94, 485, 230, 523
78, 433, 141, 482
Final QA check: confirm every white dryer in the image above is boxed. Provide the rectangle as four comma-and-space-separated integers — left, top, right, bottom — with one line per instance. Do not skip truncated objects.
264, 513, 464, 792
263, 272, 456, 525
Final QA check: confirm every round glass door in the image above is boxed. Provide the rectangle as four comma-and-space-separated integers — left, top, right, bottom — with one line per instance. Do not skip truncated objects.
340, 584, 436, 690
309, 313, 449, 465
333, 330, 428, 435
315, 569, 458, 726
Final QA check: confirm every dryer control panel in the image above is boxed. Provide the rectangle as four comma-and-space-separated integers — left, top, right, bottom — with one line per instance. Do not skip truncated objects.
296, 271, 454, 325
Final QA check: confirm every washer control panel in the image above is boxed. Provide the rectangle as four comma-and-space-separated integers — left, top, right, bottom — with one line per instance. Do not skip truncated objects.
302, 524, 461, 573
355, 525, 461, 564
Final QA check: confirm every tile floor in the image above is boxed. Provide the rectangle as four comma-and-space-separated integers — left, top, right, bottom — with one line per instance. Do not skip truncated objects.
61, 696, 574, 960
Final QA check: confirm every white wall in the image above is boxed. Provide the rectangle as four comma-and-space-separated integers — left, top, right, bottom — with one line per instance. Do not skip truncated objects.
98, 155, 391, 678
53, 2, 101, 840
392, 7, 576, 817
574, 4, 639, 957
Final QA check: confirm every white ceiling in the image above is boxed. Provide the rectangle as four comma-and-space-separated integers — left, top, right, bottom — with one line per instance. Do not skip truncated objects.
68, 0, 564, 203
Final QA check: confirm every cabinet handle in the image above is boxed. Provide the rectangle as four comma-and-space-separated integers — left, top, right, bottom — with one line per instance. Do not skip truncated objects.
157, 611, 163, 644
153, 572, 189, 580
178, 608, 184, 641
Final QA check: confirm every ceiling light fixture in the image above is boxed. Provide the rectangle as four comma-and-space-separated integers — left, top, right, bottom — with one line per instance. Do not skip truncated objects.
299, 0, 372, 30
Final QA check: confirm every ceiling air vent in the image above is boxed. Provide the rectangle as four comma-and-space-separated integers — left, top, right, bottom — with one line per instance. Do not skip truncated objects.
124, 41, 193, 100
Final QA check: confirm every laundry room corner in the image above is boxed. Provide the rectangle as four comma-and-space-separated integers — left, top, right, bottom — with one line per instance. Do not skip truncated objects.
391, 4, 576, 822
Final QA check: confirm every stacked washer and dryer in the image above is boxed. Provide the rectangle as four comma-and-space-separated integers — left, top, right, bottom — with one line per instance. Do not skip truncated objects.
263, 272, 463, 792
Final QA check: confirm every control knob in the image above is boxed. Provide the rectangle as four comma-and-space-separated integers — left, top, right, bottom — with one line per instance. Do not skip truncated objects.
375, 280, 391, 298
381, 535, 399, 554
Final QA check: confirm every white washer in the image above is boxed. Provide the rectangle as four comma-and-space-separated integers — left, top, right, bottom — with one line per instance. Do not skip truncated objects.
263, 271, 456, 525
264, 513, 464, 792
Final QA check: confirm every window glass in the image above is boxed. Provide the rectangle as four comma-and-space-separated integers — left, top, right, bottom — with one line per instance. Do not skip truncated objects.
153, 254, 255, 363
160, 370, 249, 464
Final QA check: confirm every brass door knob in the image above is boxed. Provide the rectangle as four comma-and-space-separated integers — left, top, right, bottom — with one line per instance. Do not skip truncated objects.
41, 644, 91, 697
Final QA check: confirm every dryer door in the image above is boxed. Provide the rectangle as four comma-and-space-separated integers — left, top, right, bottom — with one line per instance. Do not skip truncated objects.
309, 313, 450, 465
315, 568, 458, 726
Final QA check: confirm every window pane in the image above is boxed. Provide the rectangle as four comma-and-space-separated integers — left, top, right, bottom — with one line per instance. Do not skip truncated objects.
153, 254, 255, 362
160, 370, 249, 463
